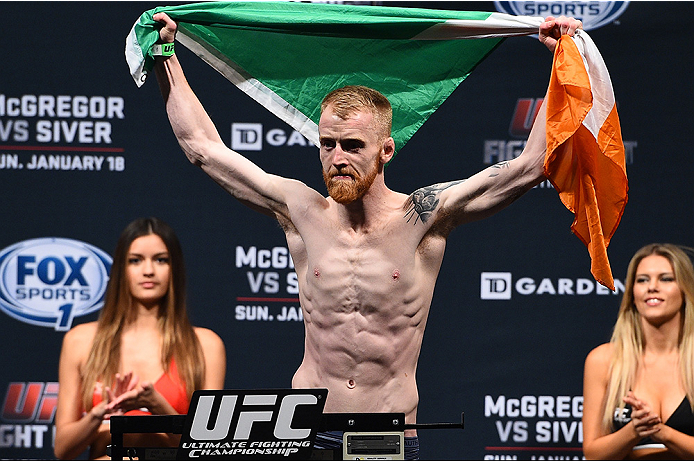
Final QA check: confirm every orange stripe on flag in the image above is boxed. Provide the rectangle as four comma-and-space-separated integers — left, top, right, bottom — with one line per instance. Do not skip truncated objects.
544, 32, 628, 291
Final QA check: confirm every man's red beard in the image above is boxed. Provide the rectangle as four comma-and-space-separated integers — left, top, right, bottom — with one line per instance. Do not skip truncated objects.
323, 156, 379, 204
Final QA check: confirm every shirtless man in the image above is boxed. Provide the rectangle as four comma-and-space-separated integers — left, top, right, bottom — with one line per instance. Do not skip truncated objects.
152, 11, 581, 457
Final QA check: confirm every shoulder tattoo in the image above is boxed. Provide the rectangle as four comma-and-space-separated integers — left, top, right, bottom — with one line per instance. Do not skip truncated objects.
404, 179, 465, 225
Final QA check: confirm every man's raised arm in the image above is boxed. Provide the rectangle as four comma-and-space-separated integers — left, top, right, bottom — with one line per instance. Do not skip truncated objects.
152, 13, 290, 218
419, 16, 582, 231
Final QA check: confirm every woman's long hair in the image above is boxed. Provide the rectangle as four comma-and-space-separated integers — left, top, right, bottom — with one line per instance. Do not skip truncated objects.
81, 217, 204, 410
602, 243, 694, 431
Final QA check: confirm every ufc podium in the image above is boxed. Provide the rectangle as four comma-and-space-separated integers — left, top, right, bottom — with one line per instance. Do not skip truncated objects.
109, 389, 463, 460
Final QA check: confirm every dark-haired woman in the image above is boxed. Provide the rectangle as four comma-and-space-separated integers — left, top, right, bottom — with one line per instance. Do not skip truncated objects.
54, 217, 226, 459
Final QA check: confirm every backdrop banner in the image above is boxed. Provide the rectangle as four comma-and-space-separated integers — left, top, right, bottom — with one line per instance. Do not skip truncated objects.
0, 2, 691, 459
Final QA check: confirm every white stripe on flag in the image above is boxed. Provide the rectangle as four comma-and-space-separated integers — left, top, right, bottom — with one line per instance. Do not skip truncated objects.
572, 30, 616, 139
125, 24, 147, 87
410, 14, 542, 40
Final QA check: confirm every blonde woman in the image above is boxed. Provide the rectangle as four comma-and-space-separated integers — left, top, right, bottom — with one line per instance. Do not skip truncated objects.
54, 217, 226, 459
583, 243, 694, 459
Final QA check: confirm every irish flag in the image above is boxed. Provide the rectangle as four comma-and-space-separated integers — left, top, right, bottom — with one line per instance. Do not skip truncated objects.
545, 31, 627, 291
125, 1, 627, 289
126, 1, 543, 153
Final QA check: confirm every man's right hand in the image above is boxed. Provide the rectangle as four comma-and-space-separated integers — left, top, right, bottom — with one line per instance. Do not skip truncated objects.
153, 12, 177, 44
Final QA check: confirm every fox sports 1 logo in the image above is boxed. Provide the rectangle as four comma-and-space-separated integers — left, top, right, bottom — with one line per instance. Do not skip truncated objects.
0, 238, 112, 331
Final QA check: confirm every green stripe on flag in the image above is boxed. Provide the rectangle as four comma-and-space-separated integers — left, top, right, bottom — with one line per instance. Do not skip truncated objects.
126, 1, 540, 158
149, 2, 494, 39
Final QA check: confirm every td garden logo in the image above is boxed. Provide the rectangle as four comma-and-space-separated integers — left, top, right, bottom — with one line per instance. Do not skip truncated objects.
0, 238, 112, 330
480, 272, 624, 299
231, 123, 314, 151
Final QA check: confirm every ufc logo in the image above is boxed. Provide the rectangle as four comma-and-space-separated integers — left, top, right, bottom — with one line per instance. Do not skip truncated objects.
190, 393, 318, 441
509, 98, 544, 138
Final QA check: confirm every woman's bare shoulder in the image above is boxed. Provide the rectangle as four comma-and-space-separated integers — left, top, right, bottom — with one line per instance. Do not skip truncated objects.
585, 342, 614, 370
194, 327, 225, 350
62, 321, 98, 348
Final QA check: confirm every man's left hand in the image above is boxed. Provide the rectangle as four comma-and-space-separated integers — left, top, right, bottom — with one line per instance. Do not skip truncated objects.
539, 16, 583, 53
